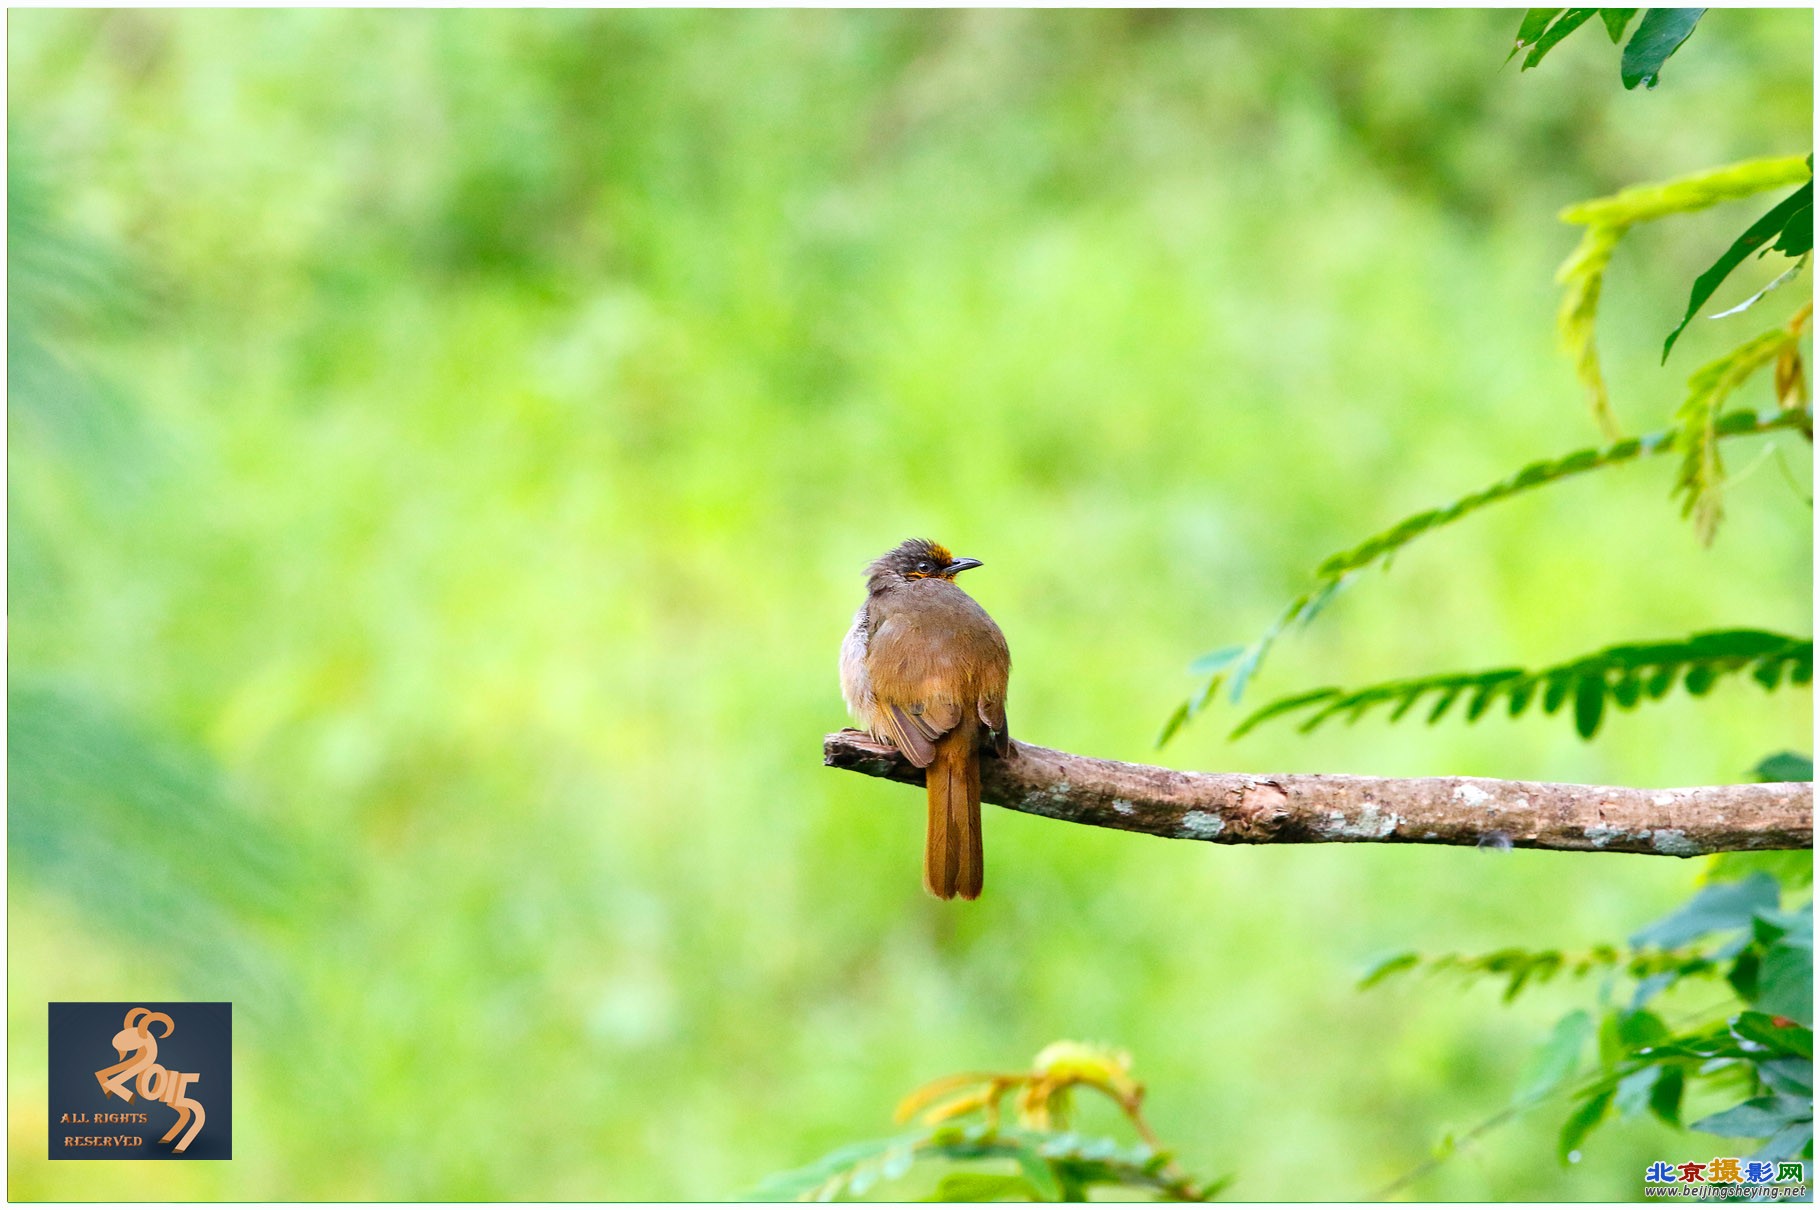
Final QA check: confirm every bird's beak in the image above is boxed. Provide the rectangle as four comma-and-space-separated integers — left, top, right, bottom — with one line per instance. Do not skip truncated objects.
944, 558, 983, 576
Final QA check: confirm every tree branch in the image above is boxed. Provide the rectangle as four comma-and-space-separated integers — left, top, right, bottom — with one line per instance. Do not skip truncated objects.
823, 731, 1813, 856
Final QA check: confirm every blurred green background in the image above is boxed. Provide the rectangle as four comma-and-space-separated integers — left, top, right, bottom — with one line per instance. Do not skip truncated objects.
7, 9, 1812, 1200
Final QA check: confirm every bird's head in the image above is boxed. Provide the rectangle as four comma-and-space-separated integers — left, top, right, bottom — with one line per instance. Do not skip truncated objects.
866, 538, 983, 592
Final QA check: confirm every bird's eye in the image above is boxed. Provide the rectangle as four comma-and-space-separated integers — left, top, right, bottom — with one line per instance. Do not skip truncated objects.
915, 560, 934, 574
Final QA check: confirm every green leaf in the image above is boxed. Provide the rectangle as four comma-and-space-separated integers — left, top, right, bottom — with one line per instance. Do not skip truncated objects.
1014, 1147, 1064, 1202
1359, 951, 1421, 989
1229, 688, 1341, 741
1611, 669, 1643, 708
1691, 1094, 1813, 1139
1753, 752, 1814, 783
1600, 1007, 1669, 1067
1522, 9, 1599, 69
1731, 949, 1763, 1003
1573, 673, 1606, 738
1708, 851, 1815, 891
1384, 686, 1424, 722
1649, 1065, 1686, 1126
1426, 684, 1465, 725
1687, 628, 1800, 657
925, 1173, 1040, 1202
1665, 182, 1814, 359
1752, 1119, 1814, 1163
1294, 575, 1351, 629
1775, 199, 1814, 257
1155, 699, 1191, 749
1755, 942, 1815, 1026
1465, 674, 1519, 722
1542, 671, 1574, 715
1222, 632, 1810, 740
1620, 8, 1707, 90
1187, 644, 1246, 677
747, 1135, 915, 1201
1734, 1011, 1814, 1059
1632, 969, 1680, 1010
1510, 8, 1564, 60
1226, 628, 1275, 704
1194, 1174, 1237, 1201
1620, 1008, 1671, 1051
1519, 1010, 1593, 1102
1503, 950, 1563, 1001
1559, 1087, 1614, 1164
1631, 873, 1781, 948
1599, 9, 1638, 41
1758, 1057, 1813, 1098
1615, 1064, 1663, 1118
1753, 906, 1810, 949
1754, 658, 1787, 691
1640, 1025, 1759, 1062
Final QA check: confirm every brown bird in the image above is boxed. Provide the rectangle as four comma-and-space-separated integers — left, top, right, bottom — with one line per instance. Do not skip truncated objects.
841, 539, 1011, 899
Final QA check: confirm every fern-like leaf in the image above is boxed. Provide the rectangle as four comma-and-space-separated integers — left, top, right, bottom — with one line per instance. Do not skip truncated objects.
1557, 221, 1628, 436
1230, 630, 1810, 741
1358, 943, 1720, 1002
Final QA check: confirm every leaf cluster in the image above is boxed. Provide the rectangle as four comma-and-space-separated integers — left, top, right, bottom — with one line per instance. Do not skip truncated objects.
1359, 944, 1718, 1004
1665, 172, 1813, 360
748, 1123, 1228, 1203
1557, 879, 1814, 1166
1368, 873, 1814, 1170
750, 1044, 1229, 1202
1510, 10, 1705, 90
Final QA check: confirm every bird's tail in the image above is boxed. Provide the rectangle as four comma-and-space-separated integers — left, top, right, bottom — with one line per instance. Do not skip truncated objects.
925, 724, 983, 900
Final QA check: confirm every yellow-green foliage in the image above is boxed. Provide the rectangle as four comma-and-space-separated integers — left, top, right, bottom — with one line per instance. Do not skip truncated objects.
1558, 157, 1813, 229
1557, 223, 1630, 436
1673, 324, 1808, 542
1556, 156, 1812, 438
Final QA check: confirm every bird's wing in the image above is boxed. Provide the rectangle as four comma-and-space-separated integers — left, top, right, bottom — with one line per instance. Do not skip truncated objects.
866, 612, 968, 768
877, 700, 963, 768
